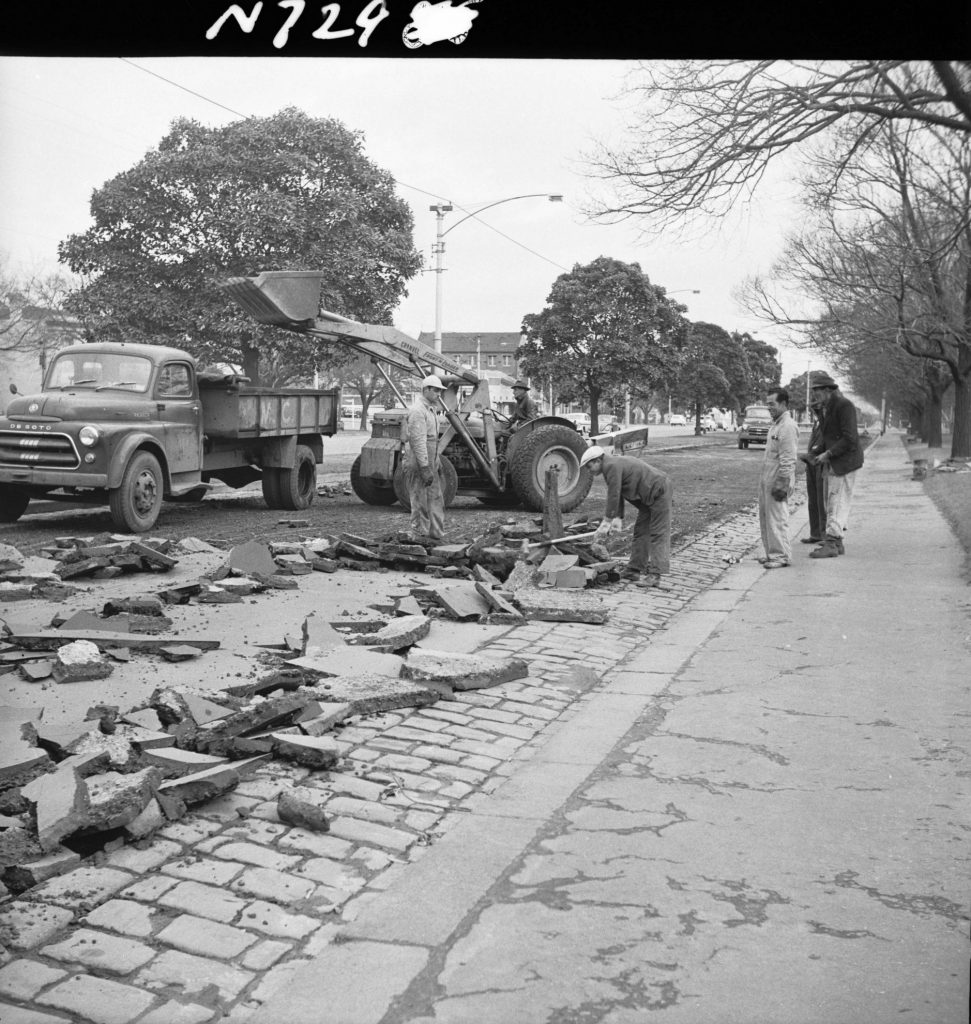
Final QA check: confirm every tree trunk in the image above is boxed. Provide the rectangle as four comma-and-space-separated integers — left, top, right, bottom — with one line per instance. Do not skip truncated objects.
242, 341, 260, 386
951, 373, 971, 459
589, 385, 601, 435
925, 388, 944, 448
360, 398, 370, 433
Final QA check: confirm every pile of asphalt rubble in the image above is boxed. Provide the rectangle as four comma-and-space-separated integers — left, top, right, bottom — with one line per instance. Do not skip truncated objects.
0, 517, 623, 894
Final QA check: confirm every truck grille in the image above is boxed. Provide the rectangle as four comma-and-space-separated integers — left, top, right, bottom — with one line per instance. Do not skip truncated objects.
0, 430, 80, 469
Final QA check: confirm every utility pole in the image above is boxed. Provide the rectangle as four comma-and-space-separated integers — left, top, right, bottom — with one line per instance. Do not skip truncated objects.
430, 203, 453, 354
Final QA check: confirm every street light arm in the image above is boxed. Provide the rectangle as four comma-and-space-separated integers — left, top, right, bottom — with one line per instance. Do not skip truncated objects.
442, 193, 563, 237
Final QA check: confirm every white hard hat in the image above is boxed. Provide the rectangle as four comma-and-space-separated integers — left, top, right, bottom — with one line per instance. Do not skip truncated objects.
421, 374, 447, 390
579, 445, 606, 468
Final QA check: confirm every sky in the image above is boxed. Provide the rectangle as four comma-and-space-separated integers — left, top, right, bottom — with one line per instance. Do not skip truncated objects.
0, 56, 818, 382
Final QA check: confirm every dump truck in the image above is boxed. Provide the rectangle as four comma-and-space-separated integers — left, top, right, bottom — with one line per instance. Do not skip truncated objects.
221, 271, 648, 514
0, 341, 338, 532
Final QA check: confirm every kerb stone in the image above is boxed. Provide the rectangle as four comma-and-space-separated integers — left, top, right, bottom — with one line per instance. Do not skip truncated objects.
402, 648, 529, 691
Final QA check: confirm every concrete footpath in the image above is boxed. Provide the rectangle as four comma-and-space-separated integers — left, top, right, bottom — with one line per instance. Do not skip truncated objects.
256, 433, 971, 1024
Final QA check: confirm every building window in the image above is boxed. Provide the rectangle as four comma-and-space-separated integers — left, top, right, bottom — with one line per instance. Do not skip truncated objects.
503, 354, 511, 366
488, 354, 496, 367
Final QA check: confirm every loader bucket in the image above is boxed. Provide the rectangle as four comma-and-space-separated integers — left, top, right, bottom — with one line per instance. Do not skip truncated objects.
220, 271, 323, 327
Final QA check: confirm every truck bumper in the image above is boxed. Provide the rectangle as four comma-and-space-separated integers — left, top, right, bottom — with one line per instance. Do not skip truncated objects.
0, 468, 109, 490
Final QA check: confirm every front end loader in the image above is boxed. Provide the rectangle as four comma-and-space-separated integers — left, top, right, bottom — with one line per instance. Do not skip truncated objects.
221, 271, 647, 512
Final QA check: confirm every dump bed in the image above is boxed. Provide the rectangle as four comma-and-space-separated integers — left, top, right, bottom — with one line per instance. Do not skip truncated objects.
199, 379, 339, 439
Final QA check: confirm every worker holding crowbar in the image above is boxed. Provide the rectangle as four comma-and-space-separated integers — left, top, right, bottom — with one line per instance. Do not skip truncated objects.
579, 445, 672, 588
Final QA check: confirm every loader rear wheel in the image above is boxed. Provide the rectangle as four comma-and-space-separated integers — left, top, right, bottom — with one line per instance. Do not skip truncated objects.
276, 445, 318, 510
509, 424, 591, 512
350, 455, 397, 506
109, 451, 163, 533
0, 485, 30, 522
393, 455, 458, 511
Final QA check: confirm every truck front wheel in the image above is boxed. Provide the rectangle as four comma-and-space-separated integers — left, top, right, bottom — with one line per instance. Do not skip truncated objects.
109, 451, 164, 533
276, 444, 318, 510
0, 485, 29, 522
509, 425, 591, 512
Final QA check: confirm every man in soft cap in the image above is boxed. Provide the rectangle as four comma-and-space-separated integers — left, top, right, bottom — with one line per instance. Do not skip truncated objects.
807, 372, 864, 558
506, 379, 539, 431
403, 375, 448, 541
579, 445, 672, 588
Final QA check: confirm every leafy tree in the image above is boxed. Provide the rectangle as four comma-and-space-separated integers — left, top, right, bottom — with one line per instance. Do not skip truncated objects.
519, 258, 688, 434
673, 322, 735, 432
59, 108, 421, 384
588, 61, 971, 231
736, 334, 783, 413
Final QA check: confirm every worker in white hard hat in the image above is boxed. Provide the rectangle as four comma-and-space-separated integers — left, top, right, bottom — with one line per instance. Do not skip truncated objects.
403, 374, 448, 541
579, 445, 672, 588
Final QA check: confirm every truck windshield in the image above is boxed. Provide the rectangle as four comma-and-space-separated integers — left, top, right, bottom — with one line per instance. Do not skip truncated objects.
46, 353, 153, 393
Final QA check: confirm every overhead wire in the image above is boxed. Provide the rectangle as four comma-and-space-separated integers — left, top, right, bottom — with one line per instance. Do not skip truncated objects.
117, 58, 569, 272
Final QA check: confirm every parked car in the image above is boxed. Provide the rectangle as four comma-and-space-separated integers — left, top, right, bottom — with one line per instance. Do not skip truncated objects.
738, 405, 773, 448
564, 412, 591, 435
668, 414, 687, 427
699, 415, 717, 433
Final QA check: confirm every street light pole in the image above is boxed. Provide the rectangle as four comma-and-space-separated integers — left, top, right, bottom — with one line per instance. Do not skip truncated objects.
430, 193, 563, 353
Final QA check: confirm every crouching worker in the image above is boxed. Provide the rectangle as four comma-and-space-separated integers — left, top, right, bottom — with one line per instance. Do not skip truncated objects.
403, 374, 448, 542
580, 445, 672, 588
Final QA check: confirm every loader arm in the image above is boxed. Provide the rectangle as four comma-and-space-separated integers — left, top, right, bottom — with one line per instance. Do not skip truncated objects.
220, 272, 480, 385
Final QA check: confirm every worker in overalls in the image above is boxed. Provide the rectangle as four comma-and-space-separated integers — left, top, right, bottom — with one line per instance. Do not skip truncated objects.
404, 374, 447, 541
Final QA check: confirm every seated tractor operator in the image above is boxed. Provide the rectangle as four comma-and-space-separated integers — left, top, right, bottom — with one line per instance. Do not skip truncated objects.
506, 380, 539, 431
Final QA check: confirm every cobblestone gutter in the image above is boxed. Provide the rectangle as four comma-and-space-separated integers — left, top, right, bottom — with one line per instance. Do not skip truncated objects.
0, 505, 763, 1024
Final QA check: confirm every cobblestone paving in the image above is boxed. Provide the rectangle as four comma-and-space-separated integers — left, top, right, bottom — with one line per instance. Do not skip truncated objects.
0, 506, 764, 1024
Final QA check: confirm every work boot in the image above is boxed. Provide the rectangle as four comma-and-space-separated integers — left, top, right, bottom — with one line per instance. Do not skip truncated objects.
635, 573, 661, 588
620, 567, 642, 582
809, 538, 840, 559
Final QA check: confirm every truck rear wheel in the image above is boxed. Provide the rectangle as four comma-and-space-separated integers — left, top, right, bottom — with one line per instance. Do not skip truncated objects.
509, 424, 591, 512
350, 456, 397, 506
0, 485, 29, 522
393, 455, 458, 511
109, 451, 164, 533
276, 444, 318, 510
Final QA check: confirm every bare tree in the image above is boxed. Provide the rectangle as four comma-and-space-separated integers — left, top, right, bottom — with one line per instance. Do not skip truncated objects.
0, 256, 83, 377
740, 119, 971, 457
588, 61, 971, 232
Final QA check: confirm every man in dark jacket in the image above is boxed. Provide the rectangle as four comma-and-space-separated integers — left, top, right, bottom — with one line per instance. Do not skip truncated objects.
506, 380, 539, 430
580, 445, 671, 587
797, 393, 828, 544
807, 373, 864, 558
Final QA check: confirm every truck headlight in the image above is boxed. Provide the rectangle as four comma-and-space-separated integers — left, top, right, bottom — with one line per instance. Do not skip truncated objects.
79, 425, 101, 446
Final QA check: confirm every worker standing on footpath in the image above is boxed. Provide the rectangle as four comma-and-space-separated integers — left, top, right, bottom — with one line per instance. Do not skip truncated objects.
403, 374, 447, 542
807, 372, 864, 558
798, 391, 828, 545
758, 388, 800, 568
580, 446, 671, 588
